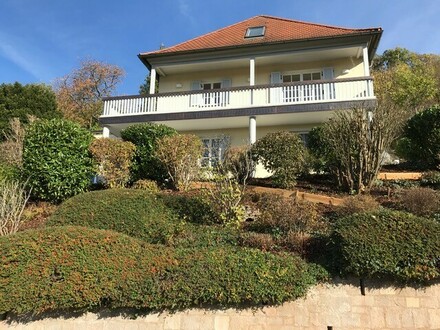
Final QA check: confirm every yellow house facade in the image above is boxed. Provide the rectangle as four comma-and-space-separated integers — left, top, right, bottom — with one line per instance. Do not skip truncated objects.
100, 15, 382, 174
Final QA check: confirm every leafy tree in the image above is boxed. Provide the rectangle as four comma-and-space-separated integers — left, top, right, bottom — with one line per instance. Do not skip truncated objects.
372, 48, 439, 114
0, 82, 59, 138
314, 103, 406, 193
54, 59, 124, 130
22, 119, 93, 203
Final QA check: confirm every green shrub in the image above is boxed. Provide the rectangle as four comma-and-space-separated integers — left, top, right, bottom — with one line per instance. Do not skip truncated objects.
156, 134, 203, 191
396, 105, 440, 169
132, 179, 160, 193
252, 131, 306, 188
421, 171, 440, 189
0, 163, 19, 182
47, 189, 179, 244
120, 123, 177, 183
22, 119, 93, 203
159, 192, 216, 225
89, 138, 136, 188
0, 226, 326, 315
332, 210, 440, 282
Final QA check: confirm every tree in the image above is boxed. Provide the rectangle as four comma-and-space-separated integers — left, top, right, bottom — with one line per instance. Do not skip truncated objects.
315, 102, 406, 193
139, 72, 159, 95
372, 48, 440, 114
0, 82, 59, 138
54, 59, 124, 130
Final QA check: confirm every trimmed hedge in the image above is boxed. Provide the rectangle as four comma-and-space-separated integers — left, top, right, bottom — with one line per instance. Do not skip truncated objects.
0, 226, 326, 315
47, 189, 179, 244
332, 210, 440, 282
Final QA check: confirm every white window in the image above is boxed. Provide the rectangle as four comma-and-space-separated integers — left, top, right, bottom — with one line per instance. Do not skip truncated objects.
201, 137, 229, 167
282, 71, 321, 83
282, 71, 322, 102
245, 26, 265, 38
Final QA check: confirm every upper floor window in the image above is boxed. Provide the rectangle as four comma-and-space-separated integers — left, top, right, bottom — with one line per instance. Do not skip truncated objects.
282, 71, 321, 83
245, 26, 265, 38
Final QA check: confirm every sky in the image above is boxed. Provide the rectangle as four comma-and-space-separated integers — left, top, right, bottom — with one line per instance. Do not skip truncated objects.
1, 0, 440, 96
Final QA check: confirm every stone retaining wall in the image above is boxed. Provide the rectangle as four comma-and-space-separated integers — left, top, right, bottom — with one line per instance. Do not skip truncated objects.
2, 279, 440, 330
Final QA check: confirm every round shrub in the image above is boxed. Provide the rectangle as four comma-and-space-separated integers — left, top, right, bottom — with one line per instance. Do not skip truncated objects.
399, 187, 440, 217
22, 119, 93, 203
332, 210, 440, 282
132, 179, 160, 193
120, 123, 177, 183
0, 226, 327, 316
396, 105, 440, 169
252, 131, 307, 188
47, 189, 179, 244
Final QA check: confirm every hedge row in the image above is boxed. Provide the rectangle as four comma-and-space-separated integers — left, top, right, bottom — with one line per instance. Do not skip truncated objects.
0, 226, 326, 315
333, 210, 440, 282
47, 189, 237, 248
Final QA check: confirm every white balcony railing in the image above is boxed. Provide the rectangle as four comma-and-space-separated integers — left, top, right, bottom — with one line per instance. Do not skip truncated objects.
102, 77, 374, 117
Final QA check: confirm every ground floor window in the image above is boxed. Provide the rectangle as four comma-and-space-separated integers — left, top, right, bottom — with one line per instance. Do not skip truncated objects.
201, 137, 229, 167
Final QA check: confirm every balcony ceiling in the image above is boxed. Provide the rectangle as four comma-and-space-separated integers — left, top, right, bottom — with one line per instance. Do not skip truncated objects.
156, 46, 362, 76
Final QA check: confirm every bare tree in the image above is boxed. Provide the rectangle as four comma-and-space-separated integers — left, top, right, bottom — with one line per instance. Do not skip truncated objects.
0, 179, 31, 235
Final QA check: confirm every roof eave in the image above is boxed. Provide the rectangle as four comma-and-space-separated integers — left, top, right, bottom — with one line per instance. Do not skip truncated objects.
139, 29, 383, 69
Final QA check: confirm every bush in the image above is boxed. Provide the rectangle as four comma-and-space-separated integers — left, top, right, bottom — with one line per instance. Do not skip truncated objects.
120, 123, 177, 183
22, 119, 93, 203
252, 131, 306, 188
332, 210, 440, 282
89, 138, 136, 188
400, 187, 440, 217
0, 226, 327, 315
421, 171, 440, 189
338, 194, 380, 217
47, 189, 179, 245
132, 179, 160, 193
249, 193, 322, 256
223, 145, 254, 184
0, 179, 31, 235
396, 105, 440, 169
239, 232, 275, 251
156, 134, 203, 191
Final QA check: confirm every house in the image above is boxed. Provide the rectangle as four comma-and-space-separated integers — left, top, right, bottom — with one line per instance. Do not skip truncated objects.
100, 15, 382, 171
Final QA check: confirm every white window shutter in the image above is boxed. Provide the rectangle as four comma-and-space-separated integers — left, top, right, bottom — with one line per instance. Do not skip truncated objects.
322, 67, 334, 80
221, 79, 231, 88
190, 81, 202, 107
270, 72, 282, 104
270, 72, 282, 84
322, 68, 335, 100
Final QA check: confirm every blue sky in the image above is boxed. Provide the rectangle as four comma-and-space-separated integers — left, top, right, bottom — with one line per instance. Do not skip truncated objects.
1, 0, 439, 95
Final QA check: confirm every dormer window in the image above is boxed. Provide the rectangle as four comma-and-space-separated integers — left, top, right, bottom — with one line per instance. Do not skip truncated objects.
245, 26, 265, 38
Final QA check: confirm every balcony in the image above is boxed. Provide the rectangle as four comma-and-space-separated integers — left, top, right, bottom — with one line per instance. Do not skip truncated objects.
101, 77, 374, 118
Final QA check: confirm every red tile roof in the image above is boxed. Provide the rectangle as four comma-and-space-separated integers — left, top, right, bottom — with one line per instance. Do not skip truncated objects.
140, 15, 382, 56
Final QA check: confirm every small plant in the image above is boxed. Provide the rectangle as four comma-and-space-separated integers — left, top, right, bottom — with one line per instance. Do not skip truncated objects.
252, 131, 307, 188
239, 232, 275, 251
338, 194, 380, 216
203, 173, 246, 228
223, 145, 254, 184
89, 138, 136, 188
0, 179, 31, 235
400, 187, 440, 217
131, 179, 160, 193
0, 117, 27, 167
156, 134, 203, 191
421, 171, 440, 189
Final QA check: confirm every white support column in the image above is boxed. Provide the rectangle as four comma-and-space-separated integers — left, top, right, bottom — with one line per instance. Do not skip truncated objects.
249, 116, 256, 144
249, 58, 255, 86
149, 68, 156, 95
102, 126, 110, 138
362, 46, 370, 76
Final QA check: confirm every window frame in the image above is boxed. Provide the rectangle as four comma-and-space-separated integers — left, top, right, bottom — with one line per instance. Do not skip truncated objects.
245, 26, 266, 38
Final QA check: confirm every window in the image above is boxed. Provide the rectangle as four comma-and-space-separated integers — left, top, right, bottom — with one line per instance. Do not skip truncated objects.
201, 137, 229, 167
282, 71, 322, 102
282, 71, 321, 83
245, 26, 265, 38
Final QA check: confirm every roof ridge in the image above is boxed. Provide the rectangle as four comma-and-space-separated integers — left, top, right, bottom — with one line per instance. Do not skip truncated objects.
257, 14, 379, 32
